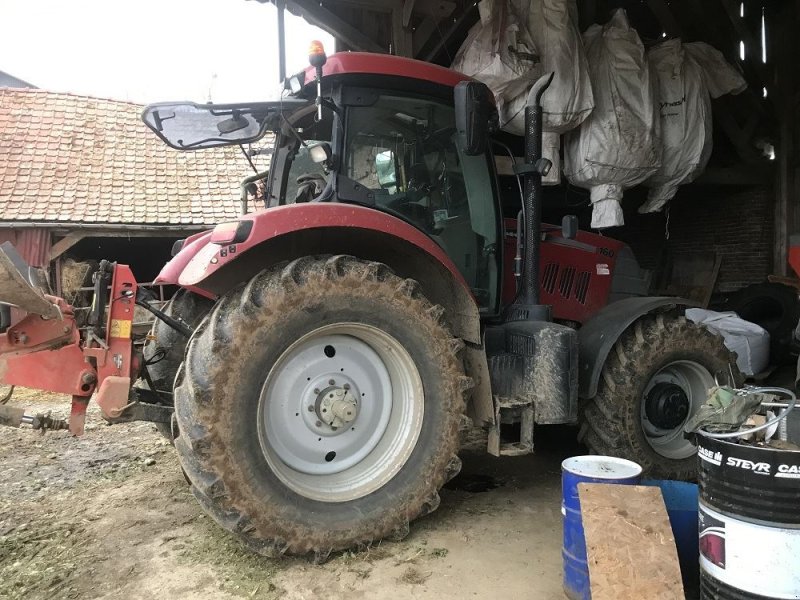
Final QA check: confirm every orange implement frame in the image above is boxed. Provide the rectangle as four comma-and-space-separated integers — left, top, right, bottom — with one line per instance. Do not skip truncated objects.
0, 263, 139, 435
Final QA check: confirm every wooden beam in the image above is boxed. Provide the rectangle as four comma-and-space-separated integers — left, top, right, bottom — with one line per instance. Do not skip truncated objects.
285, 0, 386, 53
412, 17, 438, 57
401, 0, 416, 27
693, 165, 774, 186
332, 0, 455, 20
646, 0, 683, 38
391, 4, 412, 56
48, 232, 85, 261
717, 0, 773, 93
423, 3, 478, 63
772, 0, 798, 275
712, 96, 763, 163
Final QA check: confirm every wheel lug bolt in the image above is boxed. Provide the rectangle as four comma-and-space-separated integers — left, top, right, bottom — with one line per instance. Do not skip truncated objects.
343, 383, 350, 390
307, 405, 314, 412
313, 388, 320, 394
331, 426, 338, 431
329, 379, 335, 385
315, 420, 322, 427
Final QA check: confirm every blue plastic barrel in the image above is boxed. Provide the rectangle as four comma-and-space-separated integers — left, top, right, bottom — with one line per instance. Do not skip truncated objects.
562, 456, 643, 600
641, 479, 699, 591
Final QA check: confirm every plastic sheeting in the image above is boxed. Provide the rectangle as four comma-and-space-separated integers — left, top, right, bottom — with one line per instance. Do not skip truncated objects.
497, 0, 593, 183
452, 0, 593, 185
451, 1, 538, 104
563, 9, 660, 229
640, 41, 747, 213
686, 308, 770, 377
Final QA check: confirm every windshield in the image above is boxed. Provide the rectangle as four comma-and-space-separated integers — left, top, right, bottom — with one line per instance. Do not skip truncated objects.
141, 99, 308, 150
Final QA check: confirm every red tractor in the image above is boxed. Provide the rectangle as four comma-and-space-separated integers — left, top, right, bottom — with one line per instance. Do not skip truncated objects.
0, 46, 739, 559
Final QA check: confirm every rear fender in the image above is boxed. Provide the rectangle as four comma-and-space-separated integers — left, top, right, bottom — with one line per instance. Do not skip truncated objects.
578, 296, 698, 399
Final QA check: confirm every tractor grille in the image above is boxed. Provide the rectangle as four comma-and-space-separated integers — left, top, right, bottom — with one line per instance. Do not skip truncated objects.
541, 263, 592, 305
542, 263, 558, 294
575, 271, 591, 304
558, 267, 576, 298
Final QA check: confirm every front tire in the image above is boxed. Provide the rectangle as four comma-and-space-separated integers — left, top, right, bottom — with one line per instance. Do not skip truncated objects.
143, 289, 213, 440
579, 312, 741, 480
174, 256, 470, 558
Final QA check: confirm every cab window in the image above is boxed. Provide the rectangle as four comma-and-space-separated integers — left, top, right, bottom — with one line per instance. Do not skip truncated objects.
344, 94, 500, 312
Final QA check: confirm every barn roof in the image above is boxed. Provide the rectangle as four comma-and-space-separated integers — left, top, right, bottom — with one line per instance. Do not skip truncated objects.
0, 88, 264, 228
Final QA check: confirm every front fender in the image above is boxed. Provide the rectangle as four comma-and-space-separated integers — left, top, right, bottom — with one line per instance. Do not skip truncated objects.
155, 230, 212, 289
164, 204, 469, 287
155, 203, 481, 343
578, 296, 698, 399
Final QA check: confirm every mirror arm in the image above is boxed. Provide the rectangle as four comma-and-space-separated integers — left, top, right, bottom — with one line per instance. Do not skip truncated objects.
240, 169, 270, 215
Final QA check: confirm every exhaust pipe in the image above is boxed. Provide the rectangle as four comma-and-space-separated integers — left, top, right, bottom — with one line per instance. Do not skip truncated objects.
507, 72, 554, 323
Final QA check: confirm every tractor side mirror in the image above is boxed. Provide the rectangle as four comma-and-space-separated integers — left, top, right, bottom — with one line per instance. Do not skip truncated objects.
455, 81, 491, 156
562, 215, 578, 240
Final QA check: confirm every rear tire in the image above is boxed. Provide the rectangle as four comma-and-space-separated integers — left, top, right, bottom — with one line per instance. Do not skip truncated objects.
174, 255, 470, 558
579, 313, 741, 480
724, 282, 799, 365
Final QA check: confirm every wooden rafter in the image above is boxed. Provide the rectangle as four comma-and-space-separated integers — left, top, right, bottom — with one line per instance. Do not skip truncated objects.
646, 0, 683, 38
285, 0, 386, 53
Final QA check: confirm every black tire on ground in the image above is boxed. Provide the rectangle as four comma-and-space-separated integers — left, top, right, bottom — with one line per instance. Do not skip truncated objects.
724, 282, 800, 365
578, 312, 742, 480
143, 290, 214, 439
173, 255, 471, 559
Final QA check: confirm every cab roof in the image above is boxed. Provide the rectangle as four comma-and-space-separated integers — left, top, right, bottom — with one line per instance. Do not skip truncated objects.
301, 52, 473, 90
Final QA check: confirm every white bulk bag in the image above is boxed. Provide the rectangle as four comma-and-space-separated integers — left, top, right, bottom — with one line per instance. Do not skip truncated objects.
685, 308, 770, 376
563, 9, 661, 228
451, 0, 538, 103
498, 0, 594, 184
641, 41, 747, 213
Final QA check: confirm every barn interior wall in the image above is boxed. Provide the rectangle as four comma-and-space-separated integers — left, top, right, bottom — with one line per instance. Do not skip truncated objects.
613, 184, 774, 294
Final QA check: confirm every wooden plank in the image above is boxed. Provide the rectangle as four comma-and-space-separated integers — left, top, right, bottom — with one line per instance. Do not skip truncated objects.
578, 483, 684, 600
48, 232, 85, 261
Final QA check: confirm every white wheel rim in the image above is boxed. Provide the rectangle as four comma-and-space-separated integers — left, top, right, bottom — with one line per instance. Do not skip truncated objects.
257, 323, 424, 502
640, 360, 713, 460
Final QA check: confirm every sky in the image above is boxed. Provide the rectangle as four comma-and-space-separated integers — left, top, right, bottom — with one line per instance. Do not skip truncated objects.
0, 0, 335, 104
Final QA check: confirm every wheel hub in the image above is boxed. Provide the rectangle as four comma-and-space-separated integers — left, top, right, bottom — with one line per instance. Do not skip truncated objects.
644, 382, 690, 430
257, 325, 424, 502
318, 387, 359, 429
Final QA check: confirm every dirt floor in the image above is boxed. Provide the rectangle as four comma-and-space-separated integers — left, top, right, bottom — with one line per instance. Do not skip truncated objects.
0, 388, 577, 600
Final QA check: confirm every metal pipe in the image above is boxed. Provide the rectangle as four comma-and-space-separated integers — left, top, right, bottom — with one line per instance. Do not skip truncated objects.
520, 73, 554, 306
277, 0, 286, 82
0, 222, 206, 232
240, 168, 270, 214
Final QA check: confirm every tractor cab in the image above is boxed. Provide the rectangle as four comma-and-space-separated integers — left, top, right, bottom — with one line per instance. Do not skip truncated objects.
271, 77, 502, 313
143, 51, 504, 315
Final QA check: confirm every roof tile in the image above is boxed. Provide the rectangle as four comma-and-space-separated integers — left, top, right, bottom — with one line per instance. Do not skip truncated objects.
0, 88, 272, 227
